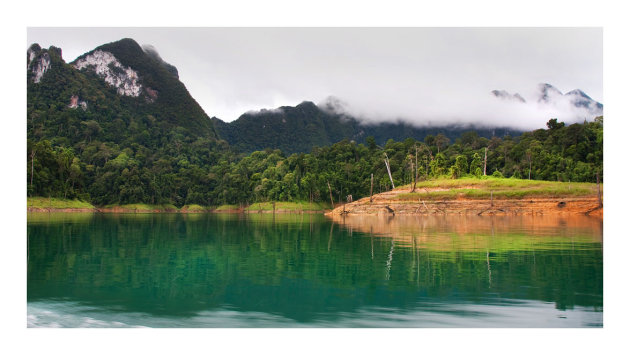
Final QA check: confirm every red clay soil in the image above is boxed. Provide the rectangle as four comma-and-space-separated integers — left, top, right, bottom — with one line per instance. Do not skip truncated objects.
329, 191, 603, 217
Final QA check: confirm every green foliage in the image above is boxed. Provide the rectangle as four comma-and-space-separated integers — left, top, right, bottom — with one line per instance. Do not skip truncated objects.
469, 153, 482, 176
27, 115, 605, 207
450, 155, 468, 179
27, 41, 604, 208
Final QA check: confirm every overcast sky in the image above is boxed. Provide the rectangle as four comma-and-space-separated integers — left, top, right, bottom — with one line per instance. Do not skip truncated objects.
27, 27, 602, 129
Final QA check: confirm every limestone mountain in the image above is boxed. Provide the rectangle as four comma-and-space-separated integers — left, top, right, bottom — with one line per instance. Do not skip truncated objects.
27, 38, 222, 205
28, 38, 217, 142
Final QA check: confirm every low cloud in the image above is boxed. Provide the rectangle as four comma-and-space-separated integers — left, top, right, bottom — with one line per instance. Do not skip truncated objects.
321, 83, 602, 130
27, 28, 602, 130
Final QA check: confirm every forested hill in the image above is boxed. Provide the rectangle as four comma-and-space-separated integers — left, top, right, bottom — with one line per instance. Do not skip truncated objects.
28, 38, 217, 140
81, 38, 217, 138
212, 101, 522, 153
27, 38, 223, 205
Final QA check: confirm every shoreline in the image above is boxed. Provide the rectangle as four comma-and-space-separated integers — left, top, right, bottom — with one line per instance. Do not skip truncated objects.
328, 196, 602, 218
27, 198, 602, 218
27, 199, 330, 214
27, 207, 329, 214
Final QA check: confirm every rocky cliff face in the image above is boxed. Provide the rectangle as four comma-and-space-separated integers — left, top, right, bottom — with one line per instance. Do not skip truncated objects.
74, 50, 143, 97
27, 44, 53, 84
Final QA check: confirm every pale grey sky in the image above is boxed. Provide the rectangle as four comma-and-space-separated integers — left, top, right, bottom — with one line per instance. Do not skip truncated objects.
27, 27, 602, 129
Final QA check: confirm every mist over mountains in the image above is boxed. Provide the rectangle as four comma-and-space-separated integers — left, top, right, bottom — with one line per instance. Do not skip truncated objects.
212, 101, 522, 153
28, 37, 602, 154
491, 83, 603, 120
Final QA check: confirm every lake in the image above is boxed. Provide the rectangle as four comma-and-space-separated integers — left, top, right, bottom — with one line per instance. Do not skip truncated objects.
27, 212, 603, 327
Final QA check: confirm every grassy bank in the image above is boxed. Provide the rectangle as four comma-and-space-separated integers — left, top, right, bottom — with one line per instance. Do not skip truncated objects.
101, 203, 178, 211
180, 204, 209, 212
213, 204, 241, 211
396, 177, 600, 201
27, 198, 329, 213
246, 201, 329, 212
28, 197, 95, 209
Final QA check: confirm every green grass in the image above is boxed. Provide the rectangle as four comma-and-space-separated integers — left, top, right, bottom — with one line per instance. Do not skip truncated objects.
28, 197, 95, 209
181, 204, 208, 212
214, 204, 241, 211
397, 177, 599, 201
102, 203, 178, 211
246, 201, 329, 212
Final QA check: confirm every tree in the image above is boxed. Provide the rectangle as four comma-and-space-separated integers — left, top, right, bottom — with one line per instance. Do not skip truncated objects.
469, 152, 482, 177
435, 133, 450, 154
451, 155, 468, 179
430, 153, 448, 177
546, 118, 565, 130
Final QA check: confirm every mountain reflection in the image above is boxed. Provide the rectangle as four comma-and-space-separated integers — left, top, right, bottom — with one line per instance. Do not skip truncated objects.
27, 213, 602, 326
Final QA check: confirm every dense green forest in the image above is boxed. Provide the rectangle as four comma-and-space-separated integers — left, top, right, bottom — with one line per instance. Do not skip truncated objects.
212, 101, 521, 154
28, 112, 603, 207
27, 38, 603, 208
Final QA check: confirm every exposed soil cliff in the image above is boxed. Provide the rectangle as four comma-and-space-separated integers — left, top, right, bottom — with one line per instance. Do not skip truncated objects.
329, 186, 602, 217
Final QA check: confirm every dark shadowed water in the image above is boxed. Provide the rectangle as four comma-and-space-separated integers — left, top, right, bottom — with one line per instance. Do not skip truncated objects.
27, 212, 602, 327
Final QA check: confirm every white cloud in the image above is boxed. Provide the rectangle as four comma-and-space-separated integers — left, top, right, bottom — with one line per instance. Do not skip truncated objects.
27, 27, 602, 130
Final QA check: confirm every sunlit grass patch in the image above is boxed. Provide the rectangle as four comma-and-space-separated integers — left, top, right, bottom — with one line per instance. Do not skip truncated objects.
102, 203, 178, 211
398, 177, 598, 200
214, 204, 241, 211
246, 201, 329, 211
180, 204, 208, 212
28, 197, 95, 209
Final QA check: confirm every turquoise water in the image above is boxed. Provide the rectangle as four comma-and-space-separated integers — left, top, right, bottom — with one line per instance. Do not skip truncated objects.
27, 213, 603, 327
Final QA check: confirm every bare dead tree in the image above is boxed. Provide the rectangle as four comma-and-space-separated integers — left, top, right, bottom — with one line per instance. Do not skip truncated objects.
30, 148, 36, 191
327, 181, 334, 208
484, 147, 488, 176
384, 152, 395, 190
370, 173, 374, 203
413, 144, 418, 192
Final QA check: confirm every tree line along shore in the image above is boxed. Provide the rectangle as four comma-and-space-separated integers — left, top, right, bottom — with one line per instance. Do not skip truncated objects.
28, 176, 602, 217
28, 117, 603, 211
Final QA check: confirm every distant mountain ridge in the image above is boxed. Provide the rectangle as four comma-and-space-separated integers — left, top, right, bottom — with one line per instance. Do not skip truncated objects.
491, 83, 603, 117
213, 101, 522, 153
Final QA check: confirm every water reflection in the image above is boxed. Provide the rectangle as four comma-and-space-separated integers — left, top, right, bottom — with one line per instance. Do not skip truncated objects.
329, 214, 603, 250
27, 213, 603, 327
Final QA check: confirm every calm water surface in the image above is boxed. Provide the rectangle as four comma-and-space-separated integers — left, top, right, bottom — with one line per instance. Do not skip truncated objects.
27, 213, 603, 327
